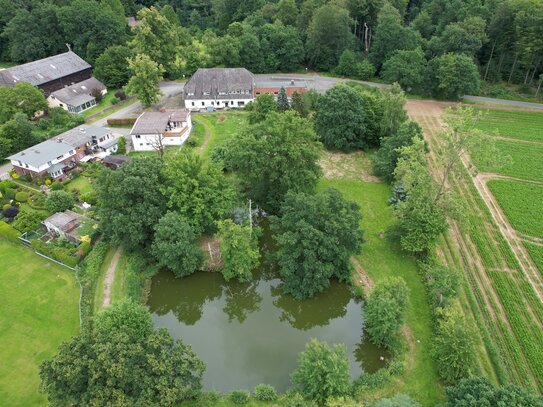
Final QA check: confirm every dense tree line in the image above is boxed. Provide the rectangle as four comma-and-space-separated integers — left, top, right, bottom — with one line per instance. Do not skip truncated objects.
1, 0, 541, 99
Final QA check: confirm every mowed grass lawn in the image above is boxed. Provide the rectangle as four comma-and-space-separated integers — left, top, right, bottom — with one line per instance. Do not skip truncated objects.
64, 176, 94, 195
0, 241, 79, 406
488, 179, 543, 238
193, 112, 247, 157
317, 179, 442, 406
475, 109, 543, 142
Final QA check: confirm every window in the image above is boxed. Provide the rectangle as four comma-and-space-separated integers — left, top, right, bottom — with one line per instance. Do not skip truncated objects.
192, 102, 195, 106
139, 143, 143, 146
135, 135, 141, 139
202, 102, 205, 106
69, 150, 74, 155
25, 164, 28, 168
56, 155, 64, 160
256, 92, 261, 95
47, 161, 52, 166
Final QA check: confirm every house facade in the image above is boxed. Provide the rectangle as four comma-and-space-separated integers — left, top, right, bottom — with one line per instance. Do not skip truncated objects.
130, 110, 192, 152
7, 125, 119, 180
47, 77, 107, 113
184, 68, 255, 110
0, 51, 92, 96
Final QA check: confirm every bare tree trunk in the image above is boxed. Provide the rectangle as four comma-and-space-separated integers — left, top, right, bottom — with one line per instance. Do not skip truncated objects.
529, 57, 541, 83
536, 76, 543, 98
364, 23, 370, 54
483, 41, 496, 81
497, 52, 505, 76
508, 53, 518, 83
524, 68, 531, 84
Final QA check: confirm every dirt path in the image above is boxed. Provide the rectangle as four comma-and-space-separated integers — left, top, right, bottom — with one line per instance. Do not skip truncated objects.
195, 116, 212, 154
102, 248, 121, 308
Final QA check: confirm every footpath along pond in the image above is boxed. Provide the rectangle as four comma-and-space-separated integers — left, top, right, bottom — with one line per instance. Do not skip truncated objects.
148, 264, 388, 391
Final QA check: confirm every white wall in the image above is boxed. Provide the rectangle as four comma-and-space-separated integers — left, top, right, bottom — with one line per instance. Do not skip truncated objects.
131, 123, 191, 152
184, 98, 254, 111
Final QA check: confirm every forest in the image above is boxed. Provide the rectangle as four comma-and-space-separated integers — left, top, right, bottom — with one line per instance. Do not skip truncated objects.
0, 0, 542, 100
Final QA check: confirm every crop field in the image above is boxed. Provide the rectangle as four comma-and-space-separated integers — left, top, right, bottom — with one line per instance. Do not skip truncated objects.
471, 139, 543, 182
487, 180, 543, 238
408, 100, 543, 393
474, 109, 543, 142
526, 243, 543, 273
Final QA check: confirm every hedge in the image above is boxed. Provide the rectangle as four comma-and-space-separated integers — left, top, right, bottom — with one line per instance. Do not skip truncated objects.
5, 187, 16, 199
106, 117, 137, 126
0, 221, 21, 243
15, 192, 29, 202
31, 240, 78, 268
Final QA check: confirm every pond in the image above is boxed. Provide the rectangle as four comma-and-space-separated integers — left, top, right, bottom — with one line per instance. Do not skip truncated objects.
148, 261, 388, 392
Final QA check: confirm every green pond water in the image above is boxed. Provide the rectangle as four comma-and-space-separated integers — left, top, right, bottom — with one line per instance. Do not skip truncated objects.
148, 265, 387, 392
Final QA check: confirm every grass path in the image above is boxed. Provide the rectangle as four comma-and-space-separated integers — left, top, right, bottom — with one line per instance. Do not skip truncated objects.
0, 240, 79, 406
101, 248, 122, 307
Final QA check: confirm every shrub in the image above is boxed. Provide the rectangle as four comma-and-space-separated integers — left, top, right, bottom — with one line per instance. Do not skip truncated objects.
31, 239, 78, 267
283, 392, 316, 407
45, 191, 75, 213
2, 206, 19, 219
90, 88, 104, 103
80, 191, 98, 206
229, 390, 250, 404
116, 136, 126, 154
51, 181, 63, 191
0, 221, 20, 242
110, 97, 120, 105
254, 384, 277, 401
356, 60, 376, 80
3, 203, 12, 211
45, 179, 52, 186
15, 191, 29, 202
115, 89, 127, 100
11, 210, 45, 233
5, 187, 16, 199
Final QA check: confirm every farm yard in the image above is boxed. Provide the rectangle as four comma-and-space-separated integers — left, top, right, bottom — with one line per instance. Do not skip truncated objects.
0, 240, 79, 407
407, 100, 543, 392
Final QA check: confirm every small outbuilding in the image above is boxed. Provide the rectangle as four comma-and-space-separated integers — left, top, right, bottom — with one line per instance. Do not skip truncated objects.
42, 210, 88, 244
103, 155, 132, 170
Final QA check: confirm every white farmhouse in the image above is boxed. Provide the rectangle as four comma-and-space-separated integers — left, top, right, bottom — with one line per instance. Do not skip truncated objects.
130, 110, 192, 152
183, 68, 254, 110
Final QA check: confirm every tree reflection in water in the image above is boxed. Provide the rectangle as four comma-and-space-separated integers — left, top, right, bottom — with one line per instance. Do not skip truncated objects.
223, 280, 262, 323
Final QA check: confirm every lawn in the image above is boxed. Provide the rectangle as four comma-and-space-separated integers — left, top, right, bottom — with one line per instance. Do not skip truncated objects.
64, 176, 94, 195
81, 90, 120, 118
317, 179, 442, 406
471, 139, 543, 182
0, 240, 79, 406
474, 109, 543, 142
193, 112, 248, 157
487, 179, 543, 239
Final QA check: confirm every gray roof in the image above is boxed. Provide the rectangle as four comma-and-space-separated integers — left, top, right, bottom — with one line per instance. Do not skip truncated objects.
0, 51, 90, 87
53, 125, 110, 148
184, 68, 254, 100
103, 155, 132, 165
43, 210, 85, 232
8, 140, 74, 167
255, 79, 308, 89
50, 77, 105, 106
7, 125, 110, 165
47, 163, 64, 174
130, 111, 189, 135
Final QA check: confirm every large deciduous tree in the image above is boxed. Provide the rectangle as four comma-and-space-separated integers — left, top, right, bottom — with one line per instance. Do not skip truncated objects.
291, 339, 351, 404
125, 54, 164, 108
216, 219, 260, 282
306, 4, 355, 71
40, 300, 205, 406
161, 151, 236, 233
0, 83, 47, 124
224, 111, 322, 213
364, 277, 409, 348
428, 53, 480, 99
45, 191, 75, 213
380, 83, 408, 137
93, 45, 134, 88
248, 94, 277, 124
96, 157, 167, 252
272, 188, 363, 299
0, 113, 37, 158
315, 84, 367, 151
130, 6, 180, 76
382, 48, 427, 92
151, 212, 203, 278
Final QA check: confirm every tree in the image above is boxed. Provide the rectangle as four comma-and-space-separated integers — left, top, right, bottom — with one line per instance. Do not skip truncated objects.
433, 305, 476, 383
45, 191, 75, 213
0, 113, 37, 158
315, 84, 367, 151
275, 0, 298, 26
277, 87, 289, 111
12, 210, 45, 233
428, 53, 480, 99
96, 157, 167, 252
40, 300, 205, 406
382, 48, 427, 92
130, 6, 180, 75
125, 54, 164, 108
101, 0, 126, 27
291, 90, 319, 118
224, 111, 322, 213
393, 137, 448, 254
364, 277, 409, 348
428, 17, 487, 57
93, 45, 134, 88
272, 188, 363, 299
151, 212, 203, 278
248, 94, 277, 124
258, 23, 304, 72
380, 83, 408, 137
291, 339, 351, 404
116, 136, 126, 154
216, 219, 260, 282
370, 3, 421, 69
161, 151, 235, 233
445, 376, 543, 407
0, 83, 47, 124
335, 49, 359, 77
373, 120, 423, 183
306, 4, 355, 71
